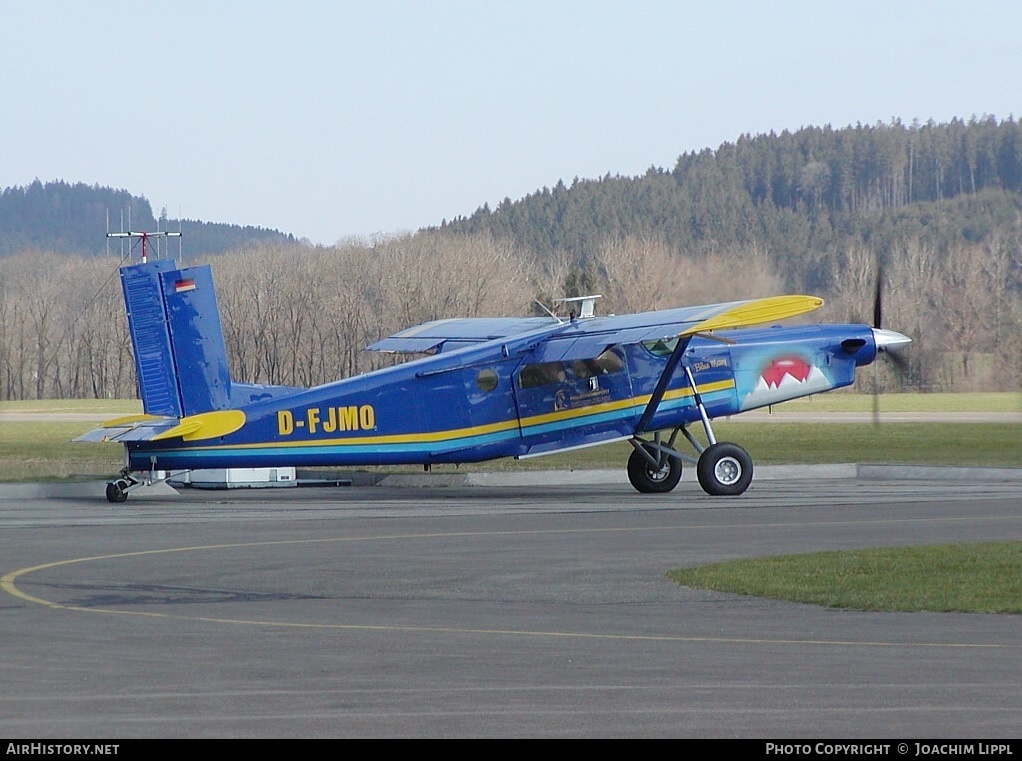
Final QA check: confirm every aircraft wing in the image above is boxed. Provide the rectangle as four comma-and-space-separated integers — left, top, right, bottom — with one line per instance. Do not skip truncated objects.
366, 316, 555, 353
368, 296, 824, 359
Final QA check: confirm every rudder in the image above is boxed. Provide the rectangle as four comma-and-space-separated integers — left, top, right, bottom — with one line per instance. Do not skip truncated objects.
120, 259, 232, 417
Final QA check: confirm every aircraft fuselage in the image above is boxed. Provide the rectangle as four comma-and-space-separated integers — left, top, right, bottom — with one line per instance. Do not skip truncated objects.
124, 322, 878, 471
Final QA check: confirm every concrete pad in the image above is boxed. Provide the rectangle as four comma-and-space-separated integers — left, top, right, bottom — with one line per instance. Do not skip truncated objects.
0, 479, 180, 500
1, 464, 1020, 501
858, 464, 1022, 482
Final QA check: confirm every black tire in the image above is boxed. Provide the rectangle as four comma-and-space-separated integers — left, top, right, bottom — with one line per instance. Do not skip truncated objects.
696, 442, 753, 496
627, 446, 683, 493
105, 480, 128, 503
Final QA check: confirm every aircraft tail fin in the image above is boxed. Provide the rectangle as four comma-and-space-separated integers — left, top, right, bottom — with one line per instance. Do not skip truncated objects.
120, 259, 232, 417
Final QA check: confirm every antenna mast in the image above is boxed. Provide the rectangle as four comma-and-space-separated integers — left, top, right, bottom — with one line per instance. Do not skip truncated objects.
106, 230, 182, 263
105, 203, 183, 262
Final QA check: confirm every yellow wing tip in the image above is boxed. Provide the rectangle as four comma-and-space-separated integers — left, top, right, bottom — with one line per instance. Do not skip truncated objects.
680, 295, 824, 336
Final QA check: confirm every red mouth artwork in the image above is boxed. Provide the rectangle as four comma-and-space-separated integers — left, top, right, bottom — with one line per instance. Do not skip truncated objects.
760, 357, 813, 388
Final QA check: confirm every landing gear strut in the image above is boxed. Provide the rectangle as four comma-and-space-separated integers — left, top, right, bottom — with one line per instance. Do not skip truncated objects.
105, 472, 139, 503
627, 443, 683, 493
105, 478, 131, 503
628, 361, 753, 496
104, 462, 175, 503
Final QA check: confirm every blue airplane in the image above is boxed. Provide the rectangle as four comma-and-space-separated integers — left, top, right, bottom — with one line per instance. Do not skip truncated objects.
79, 257, 911, 502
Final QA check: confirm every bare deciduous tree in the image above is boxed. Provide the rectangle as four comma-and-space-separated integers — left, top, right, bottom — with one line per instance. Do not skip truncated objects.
0, 227, 1018, 398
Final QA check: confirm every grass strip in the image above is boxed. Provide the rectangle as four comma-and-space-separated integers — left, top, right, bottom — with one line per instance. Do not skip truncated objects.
668, 542, 1022, 613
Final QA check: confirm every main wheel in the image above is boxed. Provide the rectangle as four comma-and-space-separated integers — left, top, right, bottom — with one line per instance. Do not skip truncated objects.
627, 446, 683, 493
105, 480, 128, 503
696, 442, 753, 496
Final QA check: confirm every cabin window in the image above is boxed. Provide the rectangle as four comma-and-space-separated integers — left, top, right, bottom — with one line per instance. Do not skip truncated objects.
476, 368, 498, 392
518, 348, 624, 389
594, 347, 625, 373
518, 361, 567, 389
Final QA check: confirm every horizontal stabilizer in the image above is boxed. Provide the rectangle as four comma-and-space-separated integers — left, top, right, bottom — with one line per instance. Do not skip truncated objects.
75, 409, 246, 444
75, 415, 181, 444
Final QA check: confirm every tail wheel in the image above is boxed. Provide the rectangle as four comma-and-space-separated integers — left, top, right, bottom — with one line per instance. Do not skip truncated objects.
627, 446, 683, 493
696, 443, 753, 496
105, 479, 129, 503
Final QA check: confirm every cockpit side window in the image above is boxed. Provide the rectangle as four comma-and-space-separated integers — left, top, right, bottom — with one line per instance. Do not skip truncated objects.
642, 337, 679, 358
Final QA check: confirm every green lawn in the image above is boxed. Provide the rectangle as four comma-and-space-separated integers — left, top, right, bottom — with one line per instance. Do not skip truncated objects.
745, 391, 1022, 413
0, 422, 124, 481
669, 542, 1022, 613
0, 399, 141, 414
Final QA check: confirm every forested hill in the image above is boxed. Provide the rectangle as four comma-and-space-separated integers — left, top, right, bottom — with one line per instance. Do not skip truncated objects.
0, 180, 297, 257
438, 117, 1022, 290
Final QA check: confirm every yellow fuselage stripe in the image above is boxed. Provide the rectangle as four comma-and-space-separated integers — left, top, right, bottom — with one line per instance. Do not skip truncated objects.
163, 379, 735, 451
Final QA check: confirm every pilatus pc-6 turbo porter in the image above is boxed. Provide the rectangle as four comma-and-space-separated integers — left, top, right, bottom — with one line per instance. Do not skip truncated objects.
80, 257, 910, 502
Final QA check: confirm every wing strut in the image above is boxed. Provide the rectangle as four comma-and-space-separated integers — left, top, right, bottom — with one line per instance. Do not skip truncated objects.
633, 338, 721, 447
634, 335, 692, 434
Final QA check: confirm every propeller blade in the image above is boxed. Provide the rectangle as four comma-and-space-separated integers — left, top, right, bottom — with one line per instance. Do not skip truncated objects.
871, 327, 912, 425
872, 375, 880, 426
869, 258, 906, 425
873, 261, 884, 328
872, 263, 881, 425
886, 348, 912, 374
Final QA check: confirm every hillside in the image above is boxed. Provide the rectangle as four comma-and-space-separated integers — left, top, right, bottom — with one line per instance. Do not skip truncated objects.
0, 180, 298, 257
439, 117, 1022, 292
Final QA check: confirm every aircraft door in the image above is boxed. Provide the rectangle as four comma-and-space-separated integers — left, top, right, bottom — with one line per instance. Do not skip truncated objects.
512, 347, 632, 446
448, 358, 522, 460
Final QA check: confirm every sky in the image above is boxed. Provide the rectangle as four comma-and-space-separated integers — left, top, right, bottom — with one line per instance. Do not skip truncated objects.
2, 1, 1020, 245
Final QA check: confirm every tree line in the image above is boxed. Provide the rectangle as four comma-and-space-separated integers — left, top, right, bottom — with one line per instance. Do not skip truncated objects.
1, 226, 1018, 401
